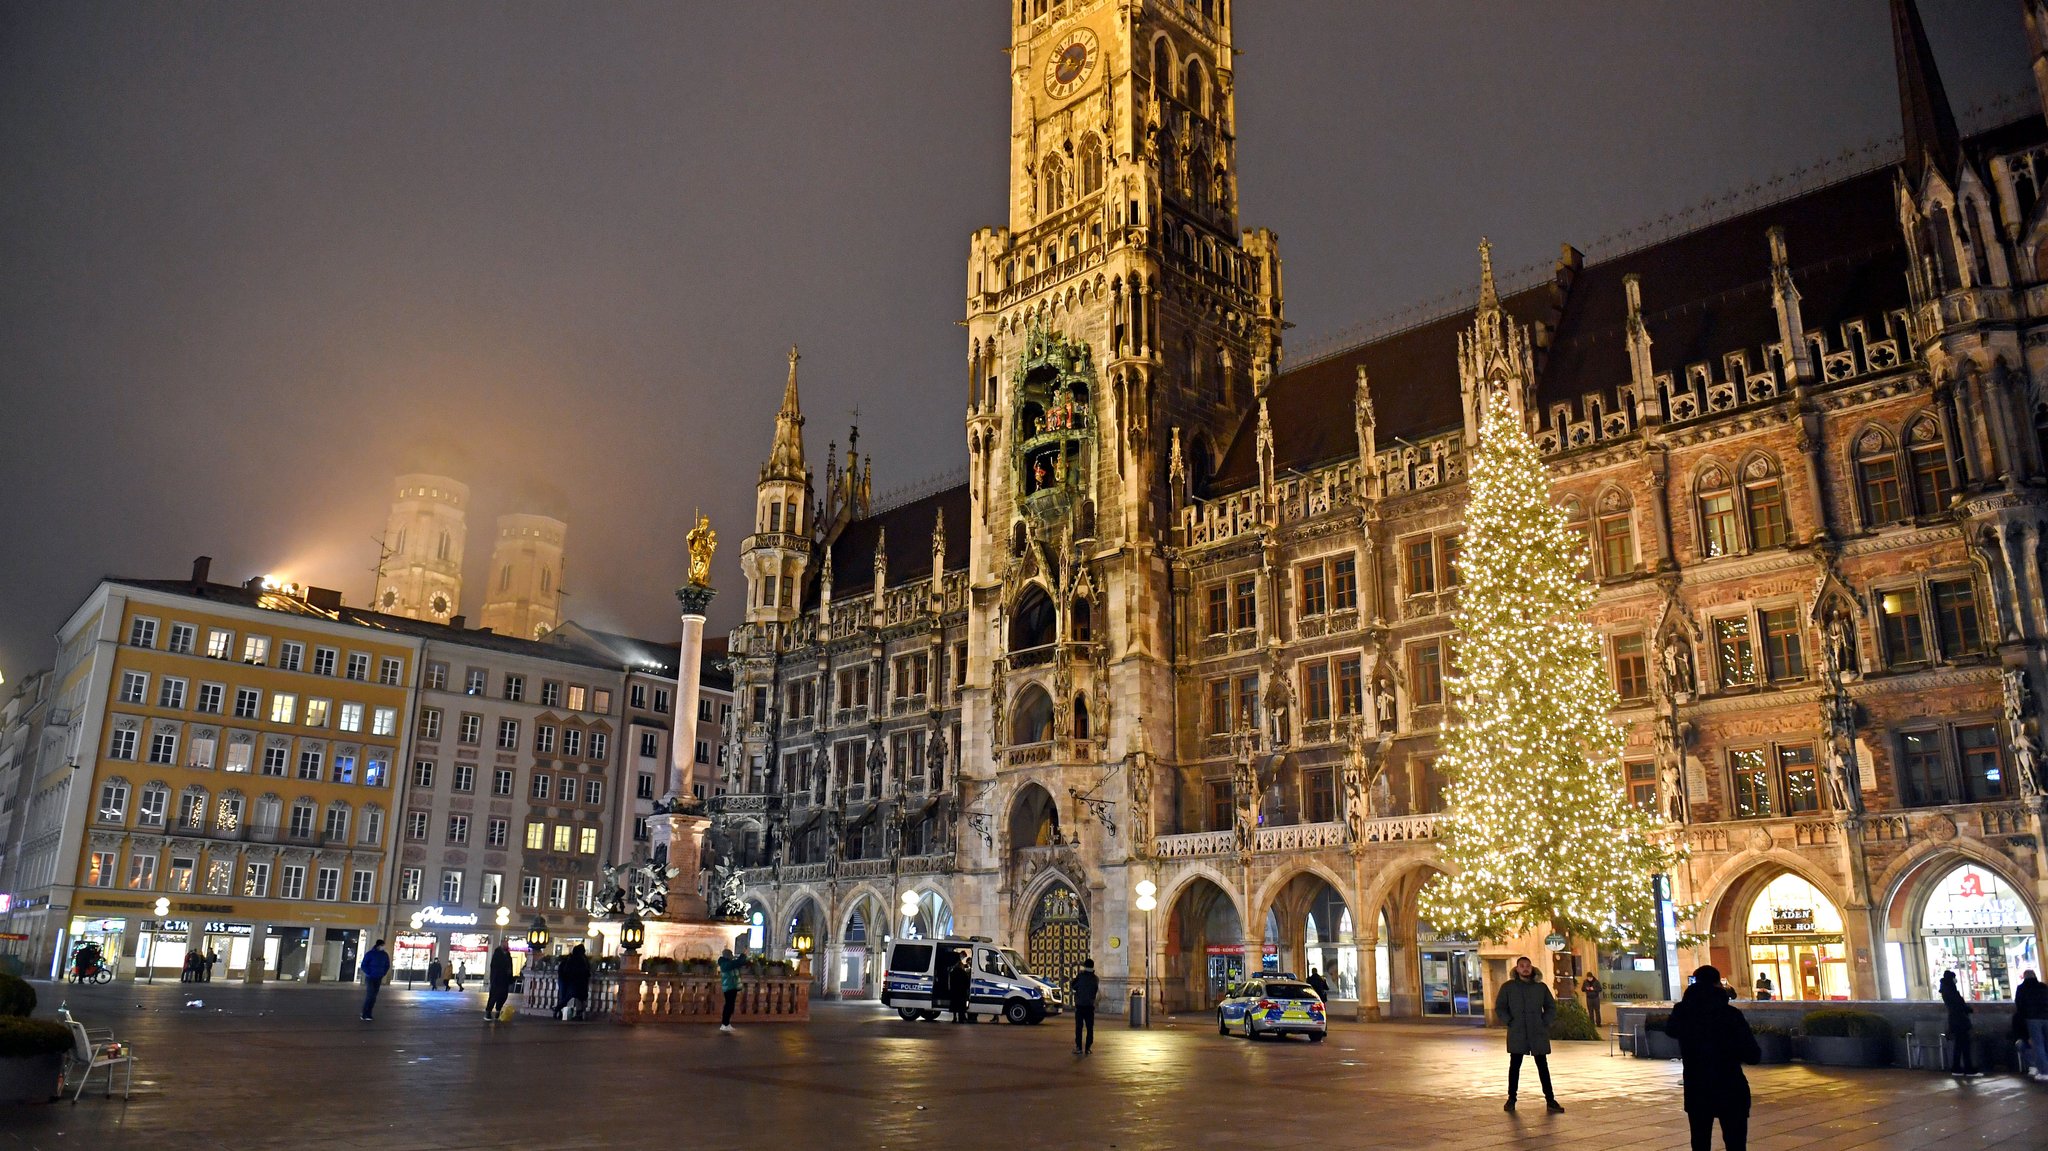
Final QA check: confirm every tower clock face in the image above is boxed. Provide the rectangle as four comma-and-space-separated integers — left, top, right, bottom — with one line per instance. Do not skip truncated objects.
1043, 28, 1098, 100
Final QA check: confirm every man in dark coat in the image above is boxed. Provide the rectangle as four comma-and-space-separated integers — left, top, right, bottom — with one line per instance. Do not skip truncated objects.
557, 944, 593, 1021
1495, 956, 1562, 1113
1664, 964, 1761, 1151
947, 952, 973, 1023
1940, 970, 1977, 1075
1071, 958, 1100, 1054
2014, 969, 2048, 1080
1306, 968, 1331, 1002
1580, 972, 1603, 1026
485, 943, 515, 1021
359, 939, 392, 1021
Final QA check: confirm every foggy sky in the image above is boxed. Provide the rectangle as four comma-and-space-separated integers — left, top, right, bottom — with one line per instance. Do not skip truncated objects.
0, 2, 2029, 678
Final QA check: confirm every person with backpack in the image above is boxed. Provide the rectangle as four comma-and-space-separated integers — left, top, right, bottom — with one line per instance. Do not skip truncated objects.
1664, 964, 1762, 1151
1940, 970, 1979, 1075
556, 944, 592, 1021
1071, 958, 1100, 1054
359, 939, 392, 1021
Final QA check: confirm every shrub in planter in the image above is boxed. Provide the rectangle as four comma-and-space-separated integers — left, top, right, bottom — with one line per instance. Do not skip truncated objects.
641, 957, 680, 976
1799, 1009, 1893, 1066
1751, 1024, 1793, 1064
0, 973, 34, 1018
1549, 999, 1598, 1041
0, 1017, 72, 1104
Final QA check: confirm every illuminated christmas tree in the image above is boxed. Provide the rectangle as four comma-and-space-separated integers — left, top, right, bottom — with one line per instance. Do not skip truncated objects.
1420, 391, 1681, 946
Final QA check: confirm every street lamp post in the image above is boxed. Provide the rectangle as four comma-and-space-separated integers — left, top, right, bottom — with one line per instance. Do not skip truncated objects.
145, 897, 170, 984
1134, 881, 1157, 1028
407, 913, 424, 989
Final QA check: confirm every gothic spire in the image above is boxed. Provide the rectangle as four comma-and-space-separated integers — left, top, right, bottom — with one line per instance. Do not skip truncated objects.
762, 344, 808, 484
1892, 0, 1959, 188
1477, 236, 1500, 314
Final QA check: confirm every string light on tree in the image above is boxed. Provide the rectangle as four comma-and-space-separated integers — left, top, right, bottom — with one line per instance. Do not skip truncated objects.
1419, 379, 1683, 947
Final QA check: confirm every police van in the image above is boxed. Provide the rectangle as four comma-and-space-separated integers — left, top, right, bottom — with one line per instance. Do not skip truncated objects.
881, 936, 1062, 1024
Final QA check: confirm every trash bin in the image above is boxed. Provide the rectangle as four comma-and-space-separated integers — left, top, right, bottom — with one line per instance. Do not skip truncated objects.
1128, 988, 1148, 1028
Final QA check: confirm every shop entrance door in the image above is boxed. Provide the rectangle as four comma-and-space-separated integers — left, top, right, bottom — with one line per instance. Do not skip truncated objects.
1421, 947, 1483, 1015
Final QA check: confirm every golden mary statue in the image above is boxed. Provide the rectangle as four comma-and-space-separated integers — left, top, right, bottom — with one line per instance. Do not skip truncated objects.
686, 511, 716, 587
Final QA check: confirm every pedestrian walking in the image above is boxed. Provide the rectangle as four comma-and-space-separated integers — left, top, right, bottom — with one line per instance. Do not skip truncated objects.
1581, 972, 1603, 1027
717, 945, 745, 1032
557, 944, 592, 1020
1071, 959, 1100, 1054
181, 950, 199, 983
427, 957, 444, 991
485, 942, 514, 1021
1940, 970, 1978, 1075
2013, 969, 2048, 1080
1664, 964, 1761, 1151
360, 939, 392, 1021
205, 947, 218, 983
1496, 955, 1563, 1113
1306, 968, 1330, 1002
947, 952, 973, 1023
450, 962, 466, 992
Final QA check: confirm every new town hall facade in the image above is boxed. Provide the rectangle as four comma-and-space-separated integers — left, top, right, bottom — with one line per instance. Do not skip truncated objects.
713, 0, 2048, 1018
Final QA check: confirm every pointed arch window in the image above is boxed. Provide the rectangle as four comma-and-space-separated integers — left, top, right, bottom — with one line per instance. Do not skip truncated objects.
1905, 415, 1954, 514
1742, 455, 1788, 549
1151, 37, 1174, 96
1077, 134, 1104, 197
1854, 427, 1906, 526
1184, 59, 1207, 116
1041, 154, 1067, 215
1072, 694, 1091, 740
1560, 496, 1593, 578
1696, 465, 1739, 559
1593, 488, 1635, 579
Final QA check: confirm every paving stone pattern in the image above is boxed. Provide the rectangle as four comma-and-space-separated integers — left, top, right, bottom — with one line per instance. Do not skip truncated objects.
5, 981, 2045, 1150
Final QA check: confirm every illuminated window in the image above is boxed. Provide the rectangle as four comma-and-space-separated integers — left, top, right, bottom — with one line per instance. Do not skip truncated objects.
552, 824, 572, 852
269, 693, 297, 724
1612, 633, 1650, 701
579, 827, 598, 854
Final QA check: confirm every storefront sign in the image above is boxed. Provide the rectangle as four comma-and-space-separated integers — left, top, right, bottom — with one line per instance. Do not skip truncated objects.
1770, 908, 1814, 933
415, 906, 480, 927
1203, 944, 1280, 957
0, 894, 12, 914
1544, 934, 1568, 953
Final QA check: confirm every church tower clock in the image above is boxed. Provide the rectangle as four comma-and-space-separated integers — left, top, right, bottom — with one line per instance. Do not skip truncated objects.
961, 0, 1282, 899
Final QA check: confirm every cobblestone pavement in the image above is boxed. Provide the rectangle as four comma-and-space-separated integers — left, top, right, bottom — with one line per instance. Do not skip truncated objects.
4, 980, 2044, 1150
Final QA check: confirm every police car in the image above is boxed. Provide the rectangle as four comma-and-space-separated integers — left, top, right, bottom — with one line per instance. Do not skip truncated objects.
1217, 975, 1328, 1041
881, 936, 1062, 1024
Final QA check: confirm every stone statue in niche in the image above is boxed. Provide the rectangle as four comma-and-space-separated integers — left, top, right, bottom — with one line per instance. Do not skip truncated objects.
1822, 605, 1858, 681
2006, 668, 2042, 802
1654, 713, 1688, 824
1374, 676, 1398, 732
1661, 633, 1696, 700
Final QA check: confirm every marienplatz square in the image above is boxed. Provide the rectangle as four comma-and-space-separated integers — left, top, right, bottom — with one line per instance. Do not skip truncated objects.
4, 3, 2048, 1148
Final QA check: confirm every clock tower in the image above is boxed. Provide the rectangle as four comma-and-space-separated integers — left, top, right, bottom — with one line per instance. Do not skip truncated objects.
959, 0, 1281, 922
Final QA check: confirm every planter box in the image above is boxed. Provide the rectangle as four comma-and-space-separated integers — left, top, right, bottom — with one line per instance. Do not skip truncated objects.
1754, 1032, 1793, 1064
0, 1053, 63, 1104
1637, 1028, 1681, 1060
1801, 1034, 1893, 1067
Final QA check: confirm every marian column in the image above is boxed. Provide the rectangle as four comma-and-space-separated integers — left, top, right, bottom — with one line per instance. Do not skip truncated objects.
653, 511, 719, 920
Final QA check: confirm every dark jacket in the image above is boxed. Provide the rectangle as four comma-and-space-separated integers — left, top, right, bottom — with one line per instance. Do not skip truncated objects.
488, 947, 515, 992
360, 947, 391, 983
1071, 968, 1100, 1010
1941, 981, 1973, 1030
947, 961, 972, 1006
1307, 973, 1330, 1000
558, 951, 592, 999
1494, 974, 1554, 1056
1664, 987, 1762, 1116
2013, 977, 2048, 1040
